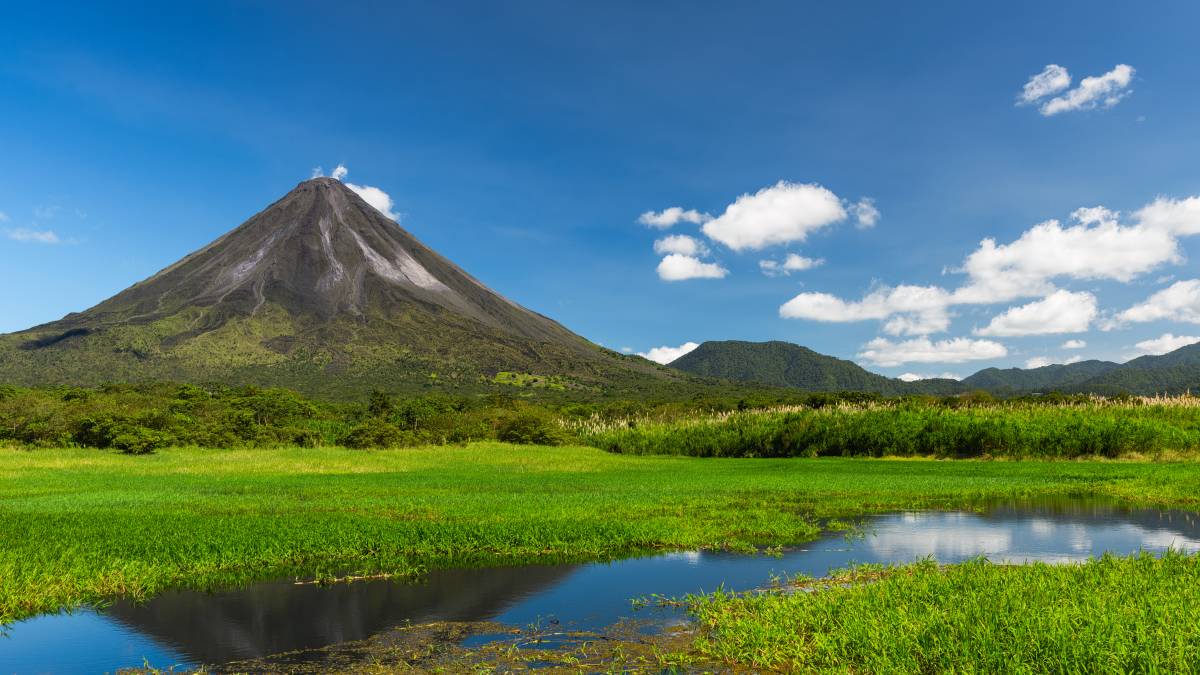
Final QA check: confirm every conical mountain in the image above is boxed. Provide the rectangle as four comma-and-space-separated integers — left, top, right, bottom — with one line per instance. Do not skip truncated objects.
0, 178, 669, 395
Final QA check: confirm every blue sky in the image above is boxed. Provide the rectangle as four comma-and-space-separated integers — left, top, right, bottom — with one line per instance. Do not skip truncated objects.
3, 1, 1200, 378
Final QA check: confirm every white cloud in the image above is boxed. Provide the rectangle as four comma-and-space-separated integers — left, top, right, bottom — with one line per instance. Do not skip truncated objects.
653, 234, 709, 257
0, 211, 8, 222
857, 337, 1007, 367
954, 208, 1178, 303
974, 290, 1097, 337
637, 341, 700, 364
327, 164, 400, 221
1025, 356, 1053, 369
1063, 355, 1083, 364
1061, 339, 1087, 349
759, 253, 823, 277
780, 285, 952, 336
850, 198, 880, 229
1019, 64, 1071, 104
5, 228, 62, 244
1113, 279, 1200, 325
702, 181, 847, 251
638, 207, 710, 228
897, 372, 962, 382
656, 254, 728, 281
1135, 196, 1200, 236
781, 196, 1200, 337
1038, 64, 1134, 116
310, 166, 324, 179
1131, 333, 1200, 357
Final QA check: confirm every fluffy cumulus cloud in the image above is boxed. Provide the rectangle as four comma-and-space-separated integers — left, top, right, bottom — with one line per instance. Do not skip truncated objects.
638, 207, 710, 228
315, 164, 400, 221
974, 290, 1097, 337
1113, 279, 1200, 325
657, 254, 728, 281
856, 337, 1007, 367
781, 195, 1200, 336
637, 341, 700, 364
1019, 64, 1071, 105
850, 198, 880, 229
954, 207, 1178, 302
897, 372, 962, 382
1032, 64, 1135, 116
1061, 339, 1087, 349
5, 228, 62, 244
1025, 356, 1053, 369
1136, 196, 1200, 236
780, 285, 952, 336
653, 234, 709, 257
759, 253, 823, 277
1131, 333, 1200, 357
701, 181, 847, 251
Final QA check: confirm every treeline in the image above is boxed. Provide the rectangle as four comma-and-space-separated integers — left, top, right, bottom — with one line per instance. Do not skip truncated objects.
0, 383, 566, 453
2, 382, 1194, 459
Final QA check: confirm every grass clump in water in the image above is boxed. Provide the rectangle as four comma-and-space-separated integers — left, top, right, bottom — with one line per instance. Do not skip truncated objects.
685, 552, 1200, 672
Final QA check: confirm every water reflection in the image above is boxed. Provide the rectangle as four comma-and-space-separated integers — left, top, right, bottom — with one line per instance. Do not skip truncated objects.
4, 498, 1199, 674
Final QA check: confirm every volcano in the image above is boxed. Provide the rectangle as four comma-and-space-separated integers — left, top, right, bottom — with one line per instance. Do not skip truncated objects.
0, 178, 668, 395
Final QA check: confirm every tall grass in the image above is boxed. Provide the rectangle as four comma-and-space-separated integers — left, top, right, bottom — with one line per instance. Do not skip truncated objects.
686, 553, 1200, 672
575, 399, 1200, 459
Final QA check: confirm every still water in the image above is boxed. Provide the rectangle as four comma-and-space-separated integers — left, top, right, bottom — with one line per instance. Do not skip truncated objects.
4, 498, 1199, 673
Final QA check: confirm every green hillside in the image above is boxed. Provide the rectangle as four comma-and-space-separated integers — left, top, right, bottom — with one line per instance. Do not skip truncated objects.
668, 340, 964, 395
961, 360, 1121, 394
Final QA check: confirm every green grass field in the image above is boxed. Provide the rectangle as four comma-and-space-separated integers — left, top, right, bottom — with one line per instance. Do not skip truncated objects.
4, 444, 1200, 629
685, 553, 1200, 672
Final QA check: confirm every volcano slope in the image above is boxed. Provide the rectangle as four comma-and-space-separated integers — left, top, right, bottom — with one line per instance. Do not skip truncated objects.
0, 178, 674, 397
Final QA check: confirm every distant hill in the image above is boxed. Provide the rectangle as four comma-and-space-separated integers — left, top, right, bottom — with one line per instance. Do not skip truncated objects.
0, 178, 678, 397
672, 339, 1200, 397
668, 340, 964, 395
1073, 343, 1200, 394
961, 360, 1121, 393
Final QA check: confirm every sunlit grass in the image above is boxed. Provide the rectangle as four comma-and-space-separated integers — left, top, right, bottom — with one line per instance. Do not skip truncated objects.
4, 445, 1200, 626
685, 553, 1200, 672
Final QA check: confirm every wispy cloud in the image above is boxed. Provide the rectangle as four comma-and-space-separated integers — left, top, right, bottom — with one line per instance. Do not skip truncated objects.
850, 197, 880, 229
759, 253, 823, 277
1019, 64, 1135, 116
5, 228, 65, 244
33, 205, 63, 220
1018, 64, 1071, 104
638, 207, 710, 228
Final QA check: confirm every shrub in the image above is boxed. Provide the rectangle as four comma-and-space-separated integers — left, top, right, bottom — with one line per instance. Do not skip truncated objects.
340, 419, 410, 449
496, 409, 567, 445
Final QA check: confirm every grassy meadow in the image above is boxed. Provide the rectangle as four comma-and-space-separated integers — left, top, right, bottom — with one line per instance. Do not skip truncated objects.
4, 443, 1200, 628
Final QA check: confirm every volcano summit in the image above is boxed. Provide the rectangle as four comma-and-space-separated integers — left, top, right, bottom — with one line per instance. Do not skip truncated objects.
0, 178, 667, 395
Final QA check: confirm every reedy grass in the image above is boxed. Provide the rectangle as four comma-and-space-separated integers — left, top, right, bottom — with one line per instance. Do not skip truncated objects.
4, 445, 1200, 626
577, 400, 1200, 459
685, 552, 1200, 673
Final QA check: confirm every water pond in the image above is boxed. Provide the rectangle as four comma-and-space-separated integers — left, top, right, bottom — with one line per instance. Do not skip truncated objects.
4, 497, 1199, 673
